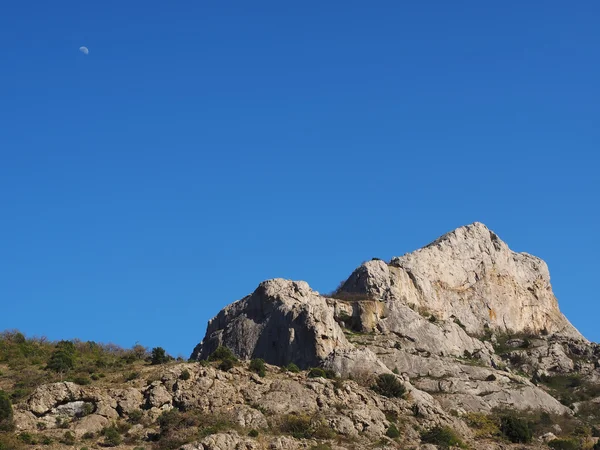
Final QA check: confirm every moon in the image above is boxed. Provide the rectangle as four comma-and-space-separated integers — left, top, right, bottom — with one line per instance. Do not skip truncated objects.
79, 46, 89, 55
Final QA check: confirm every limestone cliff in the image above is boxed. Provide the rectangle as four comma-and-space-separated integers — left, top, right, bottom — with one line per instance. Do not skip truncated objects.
340, 222, 582, 339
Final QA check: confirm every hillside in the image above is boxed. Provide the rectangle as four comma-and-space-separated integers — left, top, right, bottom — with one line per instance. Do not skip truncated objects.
2, 223, 600, 450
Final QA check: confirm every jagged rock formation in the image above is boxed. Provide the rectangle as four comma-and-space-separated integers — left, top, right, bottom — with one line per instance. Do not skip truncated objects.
340, 222, 582, 339
190, 222, 589, 419
190, 279, 355, 367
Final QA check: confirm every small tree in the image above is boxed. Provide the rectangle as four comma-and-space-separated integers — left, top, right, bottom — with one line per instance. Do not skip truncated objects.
150, 347, 170, 365
0, 391, 14, 431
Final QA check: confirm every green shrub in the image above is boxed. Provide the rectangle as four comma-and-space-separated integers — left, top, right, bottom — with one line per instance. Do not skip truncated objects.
72, 375, 91, 386
0, 390, 14, 431
500, 414, 532, 443
386, 423, 401, 438
284, 363, 300, 373
420, 426, 465, 449
46, 349, 74, 374
248, 429, 259, 438
279, 413, 332, 439
125, 371, 140, 381
308, 368, 326, 378
128, 409, 143, 424
179, 369, 191, 380
371, 374, 406, 398
218, 359, 234, 371
150, 347, 170, 365
40, 436, 53, 446
103, 426, 122, 447
78, 403, 94, 417
208, 346, 237, 362
81, 432, 94, 440
548, 439, 579, 450
249, 359, 266, 377
18, 433, 36, 445
60, 431, 76, 446
465, 412, 500, 438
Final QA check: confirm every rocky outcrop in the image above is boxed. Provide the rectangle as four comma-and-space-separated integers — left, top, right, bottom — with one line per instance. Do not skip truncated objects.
191, 279, 352, 368
339, 222, 583, 339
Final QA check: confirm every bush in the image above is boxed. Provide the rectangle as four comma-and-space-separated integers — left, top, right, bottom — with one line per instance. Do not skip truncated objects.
128, 409, 143, 424
150, 347, 170, 365
280, 414, 311, 438
60, 431, 76, 446
420, 426, 465, 449
279, 413, 333, 439
103, 426, 122, 447
0, 390, 14, 431
208, 346, 237, 362
548, 439, 579, 450
500, 414, 532, 443
218, 359, 234, 372
249, 359, 266, 377
307, 368, 326, 378
125, 371, 140, 381
18, 433, 37, 445
72, 375, 91, 386
82, 432, 94, 440
284, 363, 300, 373
465, 412, 500, 438
386, 423, 401, 438
46, 348, 74, 374
179, 369, 191, 381
371, 374, 406, 398
248, 429, 259, 437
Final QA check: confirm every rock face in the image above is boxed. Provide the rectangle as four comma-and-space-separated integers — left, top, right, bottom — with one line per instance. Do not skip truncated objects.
188, 222, 589, 421
340, 222, 582, 339
191, 279, 352, 368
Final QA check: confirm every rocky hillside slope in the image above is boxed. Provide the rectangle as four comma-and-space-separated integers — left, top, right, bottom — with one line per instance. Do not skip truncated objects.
2, 223, 600, 450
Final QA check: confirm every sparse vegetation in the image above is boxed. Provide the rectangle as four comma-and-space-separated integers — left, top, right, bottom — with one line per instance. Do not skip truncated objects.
179, 369, 191, 380
420, 426, 465, 449
548, 439, 580, 450
279, 413, 335, 440
249, 358, 266, 377
102, 426, 122, 447
284, 362, 300, 373
385, 423, 401, 438
0, 391, 14, 432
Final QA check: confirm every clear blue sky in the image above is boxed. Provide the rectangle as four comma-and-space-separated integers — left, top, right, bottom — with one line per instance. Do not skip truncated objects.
1, 2, 598, 357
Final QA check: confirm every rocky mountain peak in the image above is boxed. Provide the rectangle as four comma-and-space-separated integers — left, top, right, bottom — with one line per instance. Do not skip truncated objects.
341, 222, 582, 340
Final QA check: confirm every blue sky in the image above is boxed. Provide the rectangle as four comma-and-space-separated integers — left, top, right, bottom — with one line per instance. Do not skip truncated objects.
1, 2, 598, 357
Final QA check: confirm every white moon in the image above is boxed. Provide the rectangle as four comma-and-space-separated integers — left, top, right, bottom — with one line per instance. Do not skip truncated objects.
79, 46, 89, 55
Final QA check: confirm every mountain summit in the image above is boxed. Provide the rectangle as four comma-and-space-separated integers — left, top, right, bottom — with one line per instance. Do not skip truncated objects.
193, 222, 583, 367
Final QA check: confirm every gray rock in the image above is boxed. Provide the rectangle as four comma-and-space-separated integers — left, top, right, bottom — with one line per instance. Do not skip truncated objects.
191, 279, 352, 368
